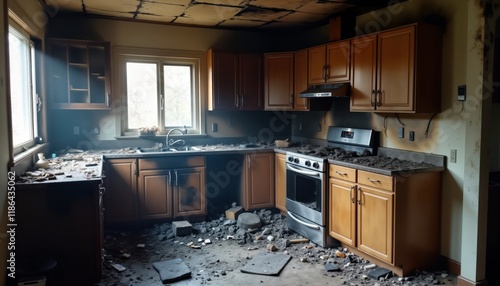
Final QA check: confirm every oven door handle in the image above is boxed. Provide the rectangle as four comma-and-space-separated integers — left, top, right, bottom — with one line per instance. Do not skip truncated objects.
287, 165, 321, 177
287, 211, 321, 230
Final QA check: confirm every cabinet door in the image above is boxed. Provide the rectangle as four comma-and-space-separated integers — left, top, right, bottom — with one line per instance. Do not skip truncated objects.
293, 49, 309, 111
264, 52, 294, 110
174, 167, 206, 217
329, 178, 356, 247
357, 185, 394, 264
326, 40, 351, 83
239, 54, 264, 110
138, 170, 173, 220
208, 51, 239, 110
274, 153, 287, 212
376, 26, 415, 111
104, 159, 138, 223
308, 45, 326, 84
350, 34, 377, 111
243, 153, 275, 210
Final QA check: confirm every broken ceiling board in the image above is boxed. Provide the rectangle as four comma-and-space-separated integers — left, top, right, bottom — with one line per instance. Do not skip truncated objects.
249, 0, 309, 11
135, 13, 177, 22
240, 252, 292, 276
279, 11, 329, 23
198, 0, 247, 7
146, 0, 192, 5
183, 3, 241, 21
297, 2, 354, 15
85, 9, 135, 19
259, 21, 309, 30
84, 0, 140, 14
218, 18, 265, 28
173, 16, 221, 26
233, 6, 289, 22
140, 2, 187, 18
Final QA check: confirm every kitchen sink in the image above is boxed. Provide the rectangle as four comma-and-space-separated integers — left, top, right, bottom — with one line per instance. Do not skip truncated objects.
137, 146, 202, 153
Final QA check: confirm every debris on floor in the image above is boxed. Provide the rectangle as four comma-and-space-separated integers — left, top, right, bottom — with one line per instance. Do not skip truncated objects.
240, 252, 291, 276
152, 258, 191, 283
101, 209, 456, 285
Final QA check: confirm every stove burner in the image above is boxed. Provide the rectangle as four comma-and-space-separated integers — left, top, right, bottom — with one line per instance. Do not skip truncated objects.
294, 145, 373, 159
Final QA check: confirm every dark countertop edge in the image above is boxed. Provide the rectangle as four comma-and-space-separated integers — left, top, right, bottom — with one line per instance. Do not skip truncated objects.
327, 159, 445, 176
16, 176, 104, 186
102, 147, 281, 159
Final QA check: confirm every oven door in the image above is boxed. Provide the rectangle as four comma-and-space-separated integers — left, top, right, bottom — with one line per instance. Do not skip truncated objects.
286, 164, 325, 226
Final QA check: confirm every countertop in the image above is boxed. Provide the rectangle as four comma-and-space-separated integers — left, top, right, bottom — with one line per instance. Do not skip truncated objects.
17, 144, 446, 184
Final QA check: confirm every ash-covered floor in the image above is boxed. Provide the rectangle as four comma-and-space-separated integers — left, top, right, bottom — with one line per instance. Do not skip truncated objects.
100, 209, 456, 286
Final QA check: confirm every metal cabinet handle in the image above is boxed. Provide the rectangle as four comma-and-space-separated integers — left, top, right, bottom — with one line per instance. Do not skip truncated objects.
99, 187, 106, 196
168, 170, 172, 186
106, 93, 110, 107
325, 65, 330, 81
288, 211, 320, 230
350, 185, 355, 203
175, 170, 178, 186
290, 94, 294, 106
241, 94, 244, 108
376, 90, 382, 107
247, 155, 251, 169
370, 90, 376, 107
235, 94, 239, 108
367, 178, 381, 183
335, 171, 347, 176
133, 160, 137, 176
357, 186, 362, 205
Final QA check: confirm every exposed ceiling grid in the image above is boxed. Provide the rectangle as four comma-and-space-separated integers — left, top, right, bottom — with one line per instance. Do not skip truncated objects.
42, 0, 402, 30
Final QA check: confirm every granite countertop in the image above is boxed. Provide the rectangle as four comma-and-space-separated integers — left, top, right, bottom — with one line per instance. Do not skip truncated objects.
17, 144, 445, 184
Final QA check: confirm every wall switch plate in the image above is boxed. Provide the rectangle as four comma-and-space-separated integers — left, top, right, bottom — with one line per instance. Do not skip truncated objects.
409, 131, 414, 141
211, 123, 218, 132
398, 127, 404, 138
450, 149, 457, 163
458, 85, 466, 101
73, 126, 80, 135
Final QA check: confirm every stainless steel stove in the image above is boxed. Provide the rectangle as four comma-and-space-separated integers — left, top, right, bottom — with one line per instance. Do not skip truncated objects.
286, 126, 378, 247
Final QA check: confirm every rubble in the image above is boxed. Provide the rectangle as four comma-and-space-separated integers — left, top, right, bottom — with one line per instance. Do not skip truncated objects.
102, 209, 456, 285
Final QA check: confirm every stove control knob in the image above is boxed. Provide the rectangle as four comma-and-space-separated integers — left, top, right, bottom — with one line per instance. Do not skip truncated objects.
312, 162, 320, 169
288, 156, 294, 162
305, 161, 311, 167
294, 158, 300, 164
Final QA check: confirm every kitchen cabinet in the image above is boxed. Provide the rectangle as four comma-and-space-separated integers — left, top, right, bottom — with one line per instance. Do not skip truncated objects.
350, 23, 442, 113
263, 50, 309, 111
103, 158, 139, 223
328, 164, 441, 276
207, 49, 263, 110
46, 38, 111, 110
16, 180, 104, 285
274, 153, 287, 212
241, 152, 275, 210
308, 40, 351, 85
138, 156, 206, 219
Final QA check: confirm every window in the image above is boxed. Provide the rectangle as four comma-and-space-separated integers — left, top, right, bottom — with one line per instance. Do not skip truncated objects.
8, 23, 39, 155
118, 48, 203, 135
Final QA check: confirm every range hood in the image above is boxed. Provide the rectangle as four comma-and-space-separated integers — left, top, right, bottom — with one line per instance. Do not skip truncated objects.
299, 83, 350, 98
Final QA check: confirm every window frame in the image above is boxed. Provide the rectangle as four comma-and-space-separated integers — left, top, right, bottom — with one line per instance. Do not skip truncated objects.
115, 46, 205, 136
8, 20, 40, 156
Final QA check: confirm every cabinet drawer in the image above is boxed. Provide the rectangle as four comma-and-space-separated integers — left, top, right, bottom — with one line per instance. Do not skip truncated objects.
139, 156, 205, 170
329, 164, 356, 182
357, 170, 393, 191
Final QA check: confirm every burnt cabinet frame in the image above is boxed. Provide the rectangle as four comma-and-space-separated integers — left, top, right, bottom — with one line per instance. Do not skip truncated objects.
46, 38, 111, 109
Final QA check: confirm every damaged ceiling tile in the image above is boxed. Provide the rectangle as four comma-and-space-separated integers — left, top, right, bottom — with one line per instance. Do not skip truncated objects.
278, 11, 329, 23
218, 18, 265, 28
140, 2, 187, 18
249, 0, 309, 11
174, 16, 222, 26
183, 3, 241, 21
84, 0, 140, 15
197, 0, 247, 7
233, 6, 289, 22
297, 2, 355, 15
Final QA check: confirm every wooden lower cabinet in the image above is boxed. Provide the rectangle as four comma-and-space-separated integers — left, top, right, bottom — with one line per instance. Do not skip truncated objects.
328, 164, 441, 276
104, 158, 139, 223
139, 170, 173, 220
241, 152, 275, 210
275, 153, 287, 212
174, 167, 206, 217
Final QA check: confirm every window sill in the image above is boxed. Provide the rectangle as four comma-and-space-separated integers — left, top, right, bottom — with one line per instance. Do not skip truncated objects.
12, 143, 49, 167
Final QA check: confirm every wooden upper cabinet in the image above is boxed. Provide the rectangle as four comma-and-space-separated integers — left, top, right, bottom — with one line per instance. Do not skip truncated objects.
308, 40, 351, 85
264, 52, 294, 110
207, 49, 263, 111
293, 49, 310, 111
46, 39, 111, 110
350, 23, 442, 113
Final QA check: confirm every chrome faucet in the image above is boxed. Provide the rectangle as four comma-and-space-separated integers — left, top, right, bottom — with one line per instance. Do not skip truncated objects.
166, 126, 187, 149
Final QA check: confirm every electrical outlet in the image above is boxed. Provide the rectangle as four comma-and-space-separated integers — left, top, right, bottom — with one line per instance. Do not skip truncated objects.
450, 149, 457, 163
317, 124, 321, 132
398, 127, 404, 138
458, 85, 466, 101
409, 131, 414, 141
211, 123, 218, 132
73, 126, 80, 135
